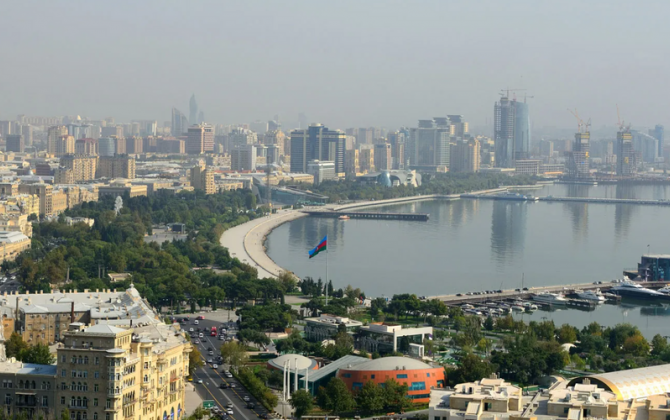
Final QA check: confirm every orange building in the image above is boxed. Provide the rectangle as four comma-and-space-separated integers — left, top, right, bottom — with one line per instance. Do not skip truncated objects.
337, 357, 444, 403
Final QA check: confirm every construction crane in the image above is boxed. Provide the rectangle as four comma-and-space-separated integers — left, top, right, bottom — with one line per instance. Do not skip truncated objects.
499, 88, 527, 100
616, 104, 631, 132
568, 108, 591, 133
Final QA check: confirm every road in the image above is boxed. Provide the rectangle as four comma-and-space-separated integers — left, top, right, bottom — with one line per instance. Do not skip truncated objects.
179, 316, 274, 420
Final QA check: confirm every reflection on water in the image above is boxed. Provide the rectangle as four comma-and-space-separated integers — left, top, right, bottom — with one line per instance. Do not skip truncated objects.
267, 184, 670, 336
490, 201, 527, 266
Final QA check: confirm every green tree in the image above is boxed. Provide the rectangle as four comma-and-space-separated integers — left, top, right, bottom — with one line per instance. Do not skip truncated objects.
5, 333, 28, 360
623, 335, 650, 357
188, 346, 204, 376
651, 334, 668, 357
483, 316, 494, 331
21, 344, 55, 364
220, 341, 248, 372
381, 379, 412, 413
290, 390, 314, 419
557, 324, 578, 344
571, 354, 586, 370
356, 381, 385, 413
316, 377, 356, 414
446, 352, 494, 386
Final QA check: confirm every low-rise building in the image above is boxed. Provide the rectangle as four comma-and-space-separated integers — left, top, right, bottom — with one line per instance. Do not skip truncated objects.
0, 231, 31, 263
0, 213, 33, 237
304, 314, 363, 342
429, 376, 523, 420
357, 322, 433, 355
98, 181, 147, 198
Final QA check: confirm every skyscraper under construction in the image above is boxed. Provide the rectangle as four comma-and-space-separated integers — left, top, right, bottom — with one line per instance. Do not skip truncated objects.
616, 129, 635, 176
494, 94, 531, 168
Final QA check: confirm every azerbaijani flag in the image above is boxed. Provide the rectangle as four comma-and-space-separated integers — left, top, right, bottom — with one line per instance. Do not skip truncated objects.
309, 236, 327, 259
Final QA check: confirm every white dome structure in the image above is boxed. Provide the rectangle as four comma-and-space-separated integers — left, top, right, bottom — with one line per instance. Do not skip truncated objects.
267, 354, 318, 372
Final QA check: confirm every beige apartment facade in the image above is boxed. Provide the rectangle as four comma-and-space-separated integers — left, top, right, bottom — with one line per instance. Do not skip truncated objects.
97, 157, 136, 179
60, 155, 98, 182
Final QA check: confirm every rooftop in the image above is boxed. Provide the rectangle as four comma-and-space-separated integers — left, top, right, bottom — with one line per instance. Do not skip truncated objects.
341, 356, 433, 372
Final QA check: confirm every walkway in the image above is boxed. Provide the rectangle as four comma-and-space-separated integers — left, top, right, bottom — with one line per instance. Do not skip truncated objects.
220, 209, 308, 278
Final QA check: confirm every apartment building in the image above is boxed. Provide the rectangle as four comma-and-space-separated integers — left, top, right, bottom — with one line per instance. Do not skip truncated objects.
60, 155, 98, 182
189, 165, 215, 195
0, 231, 31, 263
97, 157, 135, 179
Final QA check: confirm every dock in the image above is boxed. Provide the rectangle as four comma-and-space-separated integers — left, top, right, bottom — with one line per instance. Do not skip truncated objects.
301, 210, 429, 221
429, 281, 670, 305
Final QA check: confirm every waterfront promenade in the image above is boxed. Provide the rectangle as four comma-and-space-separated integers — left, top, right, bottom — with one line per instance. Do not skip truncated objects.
220, 209, 308, 278
219, 188, 508, 278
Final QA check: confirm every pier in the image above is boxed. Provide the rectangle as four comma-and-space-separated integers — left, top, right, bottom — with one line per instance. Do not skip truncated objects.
461, 192, 670, 206
430, 281, 670, 305
301, 210, 429, 221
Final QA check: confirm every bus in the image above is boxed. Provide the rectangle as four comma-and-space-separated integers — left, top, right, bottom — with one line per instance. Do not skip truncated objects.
210, 326, 217, 336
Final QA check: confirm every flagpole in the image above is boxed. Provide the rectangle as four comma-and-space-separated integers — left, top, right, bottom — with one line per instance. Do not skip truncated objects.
325, 237, 329, 306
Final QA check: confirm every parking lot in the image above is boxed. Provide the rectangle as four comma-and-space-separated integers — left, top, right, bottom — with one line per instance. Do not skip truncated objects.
177, 316, 273, 420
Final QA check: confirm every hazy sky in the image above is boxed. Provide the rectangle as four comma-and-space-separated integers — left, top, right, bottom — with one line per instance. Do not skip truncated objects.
1, 0, 669, 132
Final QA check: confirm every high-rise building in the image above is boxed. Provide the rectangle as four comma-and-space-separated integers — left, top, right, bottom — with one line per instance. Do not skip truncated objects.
126, 136, 143, 154
345, 149, 360, 174
408, 119, 451, 171
157, 138, 185, 154
231, 145, 257, 171
359, 147, 375, 173
539, 140, 554, 158
387, 131, 406, 170
189, 94, 198, 125
449, 138, 480, 173
5, 134, 24, 153
51, 135, 75, 157
616, 129, 635, 176
97, 156, 136, 179
266, 144, 280, 165
229, 128, 257, 149
650, 125, 664, 156
494, 96, 531, 167
60, 155, 97, 181
21, 124, 33, 147
171, 108, 188, 136
203, 124, 214, 152
447, 115, 469, 138
74, 138, 98, 156
263, 130, 286, 157
101, 125, 123, 138
373, 142, 392, 171
98, 137, 116, 157
190, 165, 215, 194
289, 124, 345, 174
47, 126, 69, 155
566, 131, 591, 179
186, 125, 205, 154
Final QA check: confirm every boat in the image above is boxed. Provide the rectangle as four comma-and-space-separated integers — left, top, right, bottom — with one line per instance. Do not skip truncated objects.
532, 292, 569, 305
338, 215, 350, 220
523, 302, 538, 311
576, 289, 606, 303
511, 304, 525, 312
658, 286, 670, 295
610, 282, 670, 300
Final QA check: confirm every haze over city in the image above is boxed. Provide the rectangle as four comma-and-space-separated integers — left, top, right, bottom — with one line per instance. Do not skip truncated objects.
2, 0, 669, 131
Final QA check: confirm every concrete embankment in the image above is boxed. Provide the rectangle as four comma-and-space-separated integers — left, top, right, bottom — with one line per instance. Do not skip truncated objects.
219, 186, 515, 279
220, 209, 308, 278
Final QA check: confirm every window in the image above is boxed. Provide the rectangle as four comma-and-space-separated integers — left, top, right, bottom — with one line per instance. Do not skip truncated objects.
396, 374, 408, 379
484, 403, 491, 411
352, 382, 363, 390
106, 413, 110, 420
342, 374, 351, 378
427, 373, 431, 377
94, 384, 99, 392
409, 382, 426, 391
94, 413, 98, 420
564, 408, 570, 414
72, 371, 77, 378
94, 398, 98, 407
371, 375, 375, 379
94, 372, 99, 379
95, 357, 99, 365
61, 397, 65, 405
84, 356, 89, 364
5, 394, 11, 405
42, 396, 48, 407
62, 355, 66, 363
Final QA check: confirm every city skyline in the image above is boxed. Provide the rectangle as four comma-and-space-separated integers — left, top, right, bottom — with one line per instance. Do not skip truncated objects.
1, 1, 669, 130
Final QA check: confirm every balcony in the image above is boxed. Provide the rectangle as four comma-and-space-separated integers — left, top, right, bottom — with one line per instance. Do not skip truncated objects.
122, 399, 136, 407
68, 404, 88, 409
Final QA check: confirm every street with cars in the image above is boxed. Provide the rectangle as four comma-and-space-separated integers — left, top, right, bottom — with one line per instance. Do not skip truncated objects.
176, 315, 273, 420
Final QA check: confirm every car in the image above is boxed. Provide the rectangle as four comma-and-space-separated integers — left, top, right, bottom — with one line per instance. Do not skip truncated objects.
199, 333, 204, 338
182, 317, 189, 322
219, 383, 228, 389
194, 320, 199, 325
456, 293, 462, 297
226, 410, 233, 416
522, 287, 529, 291
226, 403, 233, 409
515, 288, 521, 292
246, 402, 255, 409
212, 408, 220, 414
189, 328, 194, 332
218, 336, 225, 340
207, 359, 213, 363
194, 340, 200, 344
209, 351, 214, 356
208, 347, 213, 351
197, 315, 205, 320
243, 396, 250, 402
230, 383, 236, 388
212, 364, 218, 369
197, 379, 203, 384
225, 372, 233, 378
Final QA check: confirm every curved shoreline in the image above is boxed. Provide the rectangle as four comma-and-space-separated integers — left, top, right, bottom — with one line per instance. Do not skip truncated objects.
220, 187, 516, 279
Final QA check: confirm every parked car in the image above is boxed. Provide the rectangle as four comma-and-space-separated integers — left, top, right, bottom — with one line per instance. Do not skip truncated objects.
219, 383, 228, 389
197, 379, 203, 384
